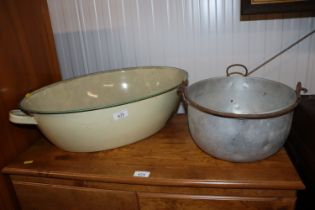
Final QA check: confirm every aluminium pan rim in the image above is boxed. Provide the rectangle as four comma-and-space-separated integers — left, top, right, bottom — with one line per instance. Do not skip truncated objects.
183, 76, 301, 119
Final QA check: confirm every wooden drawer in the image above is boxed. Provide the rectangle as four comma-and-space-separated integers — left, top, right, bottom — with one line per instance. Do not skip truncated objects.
138, 193, 296, 210
13, 181, 139, 210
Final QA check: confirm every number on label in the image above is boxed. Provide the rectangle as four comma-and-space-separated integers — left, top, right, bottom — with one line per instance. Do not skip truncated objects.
113, 109, 128, 120
133, 171, 150, 177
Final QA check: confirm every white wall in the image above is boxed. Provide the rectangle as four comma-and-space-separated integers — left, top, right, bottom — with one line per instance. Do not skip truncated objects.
47, 0, 315, 93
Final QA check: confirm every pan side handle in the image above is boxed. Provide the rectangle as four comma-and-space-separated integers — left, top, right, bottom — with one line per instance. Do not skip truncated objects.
295, 82, 308, 99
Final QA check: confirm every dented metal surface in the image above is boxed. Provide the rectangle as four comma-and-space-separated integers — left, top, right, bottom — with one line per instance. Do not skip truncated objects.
184, 75, 300, 162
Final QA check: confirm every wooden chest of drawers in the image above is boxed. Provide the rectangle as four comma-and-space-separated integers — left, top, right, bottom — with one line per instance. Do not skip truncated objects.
3, 115, 304, 210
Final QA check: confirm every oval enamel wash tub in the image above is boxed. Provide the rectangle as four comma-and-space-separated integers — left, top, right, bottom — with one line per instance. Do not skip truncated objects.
10, 66, 188, 152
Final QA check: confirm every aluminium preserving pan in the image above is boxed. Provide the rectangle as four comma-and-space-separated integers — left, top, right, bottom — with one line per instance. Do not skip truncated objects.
182, 64, 305, 162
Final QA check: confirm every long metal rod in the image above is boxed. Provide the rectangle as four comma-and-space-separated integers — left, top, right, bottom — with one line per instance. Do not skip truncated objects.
247, 29, 315, 76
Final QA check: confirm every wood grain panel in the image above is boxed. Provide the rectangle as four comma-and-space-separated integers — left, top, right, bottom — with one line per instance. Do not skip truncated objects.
0, 0, 61, 209
9, 175, 297, 198
138, 192, 296, 210
13, 181, 138, 210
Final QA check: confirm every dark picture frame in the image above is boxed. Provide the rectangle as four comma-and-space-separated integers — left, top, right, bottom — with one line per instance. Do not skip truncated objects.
241, 0, 315, 15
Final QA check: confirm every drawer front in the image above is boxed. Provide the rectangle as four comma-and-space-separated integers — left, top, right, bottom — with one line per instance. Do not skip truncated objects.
138, 193, 296, 210
14, 181, 138, 210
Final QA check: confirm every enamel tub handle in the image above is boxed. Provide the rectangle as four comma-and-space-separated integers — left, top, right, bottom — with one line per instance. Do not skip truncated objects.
177, 80, 189, 104
9, 110, 37, 125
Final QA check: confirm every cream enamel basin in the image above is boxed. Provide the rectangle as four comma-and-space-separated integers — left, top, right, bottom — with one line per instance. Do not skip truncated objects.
10, 66, 188, 152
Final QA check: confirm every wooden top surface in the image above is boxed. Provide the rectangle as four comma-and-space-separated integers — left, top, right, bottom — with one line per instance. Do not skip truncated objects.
3, 115, 304, 190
